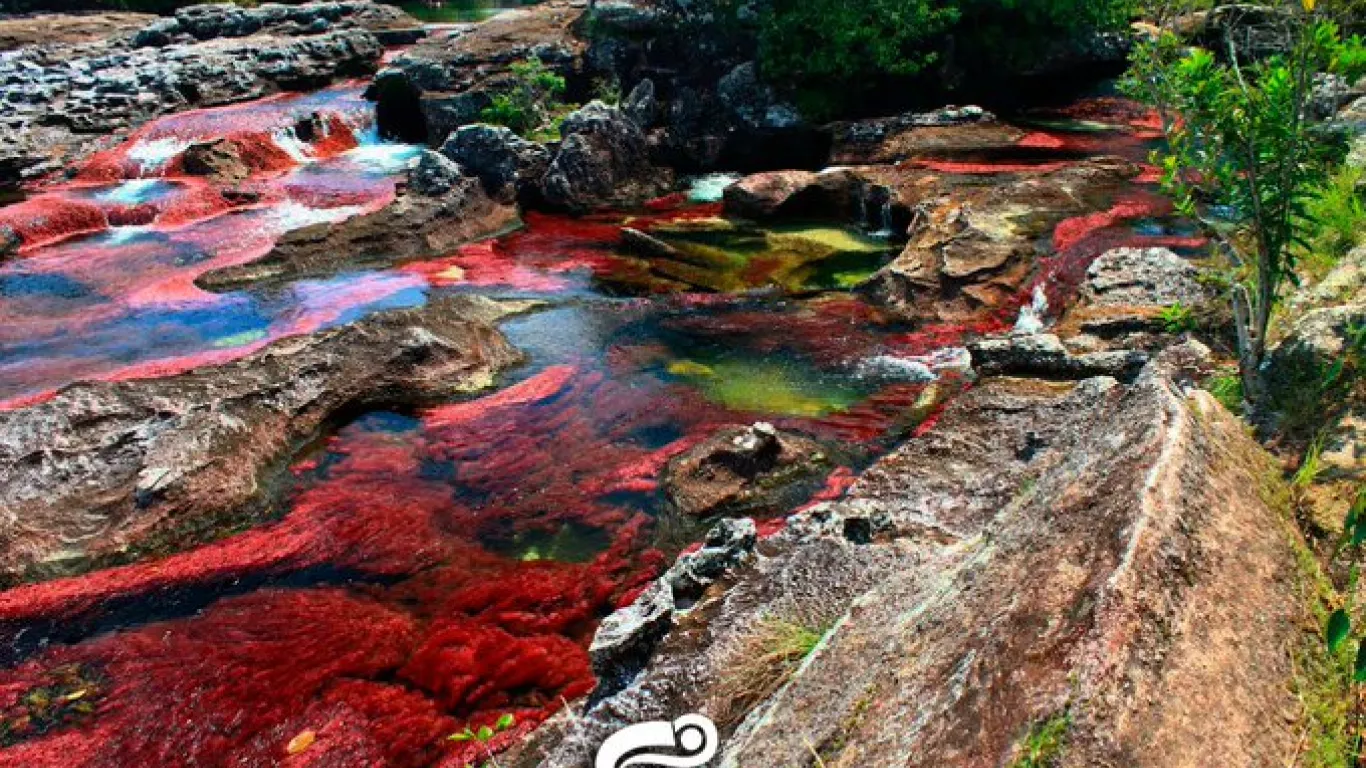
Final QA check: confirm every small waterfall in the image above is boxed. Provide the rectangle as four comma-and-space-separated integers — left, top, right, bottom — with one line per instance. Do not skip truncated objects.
125, 137, 194, 177
862, 184, 897, 239
270, 126, 314, 164
1013, 286, 1050, 335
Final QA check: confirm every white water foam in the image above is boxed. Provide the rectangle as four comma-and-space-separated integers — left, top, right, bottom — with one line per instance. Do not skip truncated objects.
125, 137, 194, 176
270, 200, 367, 232
1013, 285, 1050, 335
271, 127, 315, 164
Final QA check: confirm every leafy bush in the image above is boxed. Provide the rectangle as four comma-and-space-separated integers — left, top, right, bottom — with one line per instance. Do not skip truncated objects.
756, 0, 1133, 115
479, 58, 568, 140
1121, 10, 1358, 403
1300, 165, 1366, 281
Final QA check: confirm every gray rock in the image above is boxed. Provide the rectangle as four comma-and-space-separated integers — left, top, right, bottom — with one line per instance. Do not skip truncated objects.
969, 333, 1150, 381
540, 101, 672, 211
438, 124, 552, 202
1082, 247, 1209, 308
717, 61, 803, 130
621, 77, 657, 128
407, 149, 465, 197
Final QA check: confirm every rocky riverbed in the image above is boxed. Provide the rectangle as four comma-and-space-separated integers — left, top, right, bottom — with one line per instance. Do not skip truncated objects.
0, 2, 1335, 767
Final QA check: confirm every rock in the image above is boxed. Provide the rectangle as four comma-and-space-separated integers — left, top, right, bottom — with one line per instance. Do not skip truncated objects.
0, 13, 154, 51
407, 147, 465, 196
1057, 247, 1214, 344
588, 580, 675, 699
1197, 4, 1297, 61
662, 423, 829, 519
438, 124, 552, 203
131, 1, 417, 47
0, 27, 384, 188
858, 158, 1141, 324
828, 107, 1014, 165
539, 101, 673, 212
1263, 303, 1366, 421
367, 2, 585, 144
515, 363, 1300, 768
180, 138, 251, 183
716, 62, 802, 131
722, 169, 862, 221
621, 78, 657, 128
197, 150, 520, 290
0, 295, 523, 585
969, 333, 1150, 381
585, 517, 758, 702
1081, 247, 1208, 308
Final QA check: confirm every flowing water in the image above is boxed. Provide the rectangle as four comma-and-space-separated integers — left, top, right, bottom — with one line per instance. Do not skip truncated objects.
0, 82, 1201, 765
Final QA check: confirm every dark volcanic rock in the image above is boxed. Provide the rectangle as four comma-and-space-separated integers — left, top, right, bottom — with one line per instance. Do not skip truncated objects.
197, 150, 520, 290
514, 357, 1300, 768
0, 295, 524, 585
662, 423, 829, 519
539, 101, 674, 212
439, 124, 552, 203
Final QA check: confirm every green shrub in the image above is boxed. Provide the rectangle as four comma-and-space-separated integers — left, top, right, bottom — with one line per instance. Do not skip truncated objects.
1300, 165, 1366, 281
479, 57, 568, 140
756, 0, 1133, 115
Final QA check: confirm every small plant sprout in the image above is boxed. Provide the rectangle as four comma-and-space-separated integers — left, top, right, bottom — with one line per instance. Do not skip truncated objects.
1157, 302, 1197, 334
449, 713, 516, 768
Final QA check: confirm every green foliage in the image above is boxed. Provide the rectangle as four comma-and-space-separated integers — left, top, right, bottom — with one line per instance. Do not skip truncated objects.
1011, 712, 1070, 768
1158, 302, 1198, 333
449, 713, 515, 768
1121, 15, 1353, 401
756, 0, 1132, 115
1299, 165, 1366, 281
1205, 372, 1245, 413
1331, 33, 1366, 80
479, 57, 568, 140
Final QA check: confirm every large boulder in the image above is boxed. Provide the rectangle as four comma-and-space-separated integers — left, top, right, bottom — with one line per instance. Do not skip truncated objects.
197, 150, 520, 289
513, 356, 1302, 768
0, 295, 523, 586
858, 158, 1141, 323
539, 101, 674, 212
1057, 246, 1215, 345
439, 124, 552, 203
662, 423, 830, 519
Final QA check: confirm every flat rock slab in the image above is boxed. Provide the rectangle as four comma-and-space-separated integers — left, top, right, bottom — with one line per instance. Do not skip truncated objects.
0, 295, 525, 585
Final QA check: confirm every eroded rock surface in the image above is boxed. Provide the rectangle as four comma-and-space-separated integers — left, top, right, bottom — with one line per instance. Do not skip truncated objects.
197, 150, 520, 290
662, 423, 829, 519
540, 101, 674, 212
514, 354, 1300, 768
0, 3, 393, 188
0, 295, 524, 585
859, 158, 1141, 323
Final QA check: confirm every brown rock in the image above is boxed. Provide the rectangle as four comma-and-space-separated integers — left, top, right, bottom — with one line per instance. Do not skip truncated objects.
859, 158, 1139, 323
0, 12, 154, 51
663, 422, 828, 519
0, 295, 525, 585
197, 151, 520, 290
180, 138, 251, 183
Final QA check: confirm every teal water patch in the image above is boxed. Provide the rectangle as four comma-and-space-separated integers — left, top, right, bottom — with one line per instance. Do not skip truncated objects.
686, 173, 741, 204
